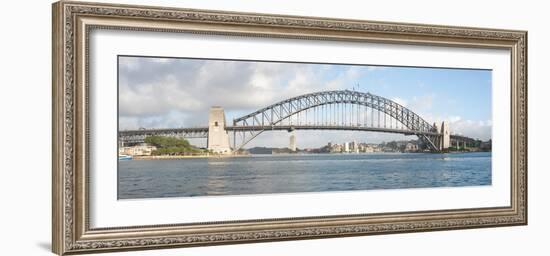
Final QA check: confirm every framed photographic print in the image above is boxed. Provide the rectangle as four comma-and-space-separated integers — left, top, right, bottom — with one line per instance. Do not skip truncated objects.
52, 1, 527, 255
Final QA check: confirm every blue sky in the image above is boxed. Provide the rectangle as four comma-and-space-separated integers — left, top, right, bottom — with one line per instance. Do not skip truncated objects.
118, 56, 492, 148
353, 66, 491, 122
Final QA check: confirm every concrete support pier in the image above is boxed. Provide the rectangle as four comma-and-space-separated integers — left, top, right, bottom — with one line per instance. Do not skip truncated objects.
441, 121, 450, 149
207, 106, 232, 154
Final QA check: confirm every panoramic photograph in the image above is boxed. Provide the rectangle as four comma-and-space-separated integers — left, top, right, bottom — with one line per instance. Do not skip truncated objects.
117, 56, 492, 199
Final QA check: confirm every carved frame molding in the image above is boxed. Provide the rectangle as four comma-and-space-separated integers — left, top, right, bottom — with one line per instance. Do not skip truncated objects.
52, 1, 527, 255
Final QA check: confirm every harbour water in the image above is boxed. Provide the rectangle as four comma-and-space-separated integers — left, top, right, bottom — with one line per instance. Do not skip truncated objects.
118, 152, 491, 199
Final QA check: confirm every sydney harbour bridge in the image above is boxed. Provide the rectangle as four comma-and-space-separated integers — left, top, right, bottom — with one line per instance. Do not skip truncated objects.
119, 90, 477, 153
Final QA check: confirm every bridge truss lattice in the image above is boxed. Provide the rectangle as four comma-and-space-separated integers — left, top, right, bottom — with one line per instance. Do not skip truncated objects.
232, 90, 441, 151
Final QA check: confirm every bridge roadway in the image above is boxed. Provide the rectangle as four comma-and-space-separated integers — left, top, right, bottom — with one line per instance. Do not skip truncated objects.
118, 125, 444, 144
226, 125, 440, 136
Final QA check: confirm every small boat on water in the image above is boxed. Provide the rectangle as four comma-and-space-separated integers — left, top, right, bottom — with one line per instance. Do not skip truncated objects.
118, 154, 133, 160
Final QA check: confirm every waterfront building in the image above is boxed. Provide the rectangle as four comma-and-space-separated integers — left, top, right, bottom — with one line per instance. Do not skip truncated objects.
350, 141, 357, 153
405, 143, 418, 152
119, 143, 157, 156
364, 145, 374, 153
330, 143, 343, 153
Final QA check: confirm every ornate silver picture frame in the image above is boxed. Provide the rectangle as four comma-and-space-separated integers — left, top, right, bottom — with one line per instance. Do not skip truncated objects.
52, 1, 527, 255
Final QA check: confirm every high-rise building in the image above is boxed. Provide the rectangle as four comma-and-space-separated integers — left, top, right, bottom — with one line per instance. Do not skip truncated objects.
350, 141, 357, 153
440, 121, 450, 149
344, 142, 350, 153
289, 134, 297, 152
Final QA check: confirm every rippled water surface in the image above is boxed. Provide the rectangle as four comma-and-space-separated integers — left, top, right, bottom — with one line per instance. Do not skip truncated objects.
118, 152, 491, 199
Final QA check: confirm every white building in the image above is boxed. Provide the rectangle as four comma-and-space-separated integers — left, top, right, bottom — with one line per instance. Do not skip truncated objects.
350, 141, 358, 153
344, 142, 350, 153
119, 144, 157, 156
405, 143, 418, 152
289, 134, 297, 152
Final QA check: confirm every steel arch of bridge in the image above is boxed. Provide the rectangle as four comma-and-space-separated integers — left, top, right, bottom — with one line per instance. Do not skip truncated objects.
232, 90, 441, 151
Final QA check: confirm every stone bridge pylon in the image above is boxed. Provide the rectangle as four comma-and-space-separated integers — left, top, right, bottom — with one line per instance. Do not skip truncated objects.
206, 106, 232, 154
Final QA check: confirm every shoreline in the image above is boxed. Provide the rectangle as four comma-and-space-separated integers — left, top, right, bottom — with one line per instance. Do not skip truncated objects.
132, 154, 250, 160
129, 150, 490, 160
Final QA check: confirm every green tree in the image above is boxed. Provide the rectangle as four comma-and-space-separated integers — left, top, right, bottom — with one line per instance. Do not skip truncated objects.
144, 136, 206, 155
144, 136, 191, 148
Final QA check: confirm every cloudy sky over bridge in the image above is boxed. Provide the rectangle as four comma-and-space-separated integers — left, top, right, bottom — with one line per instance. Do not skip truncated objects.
118, 56, 492, 148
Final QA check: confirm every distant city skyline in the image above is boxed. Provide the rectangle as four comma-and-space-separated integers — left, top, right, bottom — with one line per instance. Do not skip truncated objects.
118, 56, 492, 148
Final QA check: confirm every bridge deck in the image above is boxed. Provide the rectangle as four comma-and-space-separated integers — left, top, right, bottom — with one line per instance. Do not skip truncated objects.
119, 125, 440, 137
226, 125, 439, 136
118, 126, 477, 147
119, 127, 209, 136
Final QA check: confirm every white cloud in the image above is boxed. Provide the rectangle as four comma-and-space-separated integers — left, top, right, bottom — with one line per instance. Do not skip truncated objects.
150, 58, 172, 64
118, 57, 367, 130
421, 114, 492, 141
448, 118, 492, 140
408, 94, 434, 112
118, 57, 491, 147
392, 92, 491, 141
